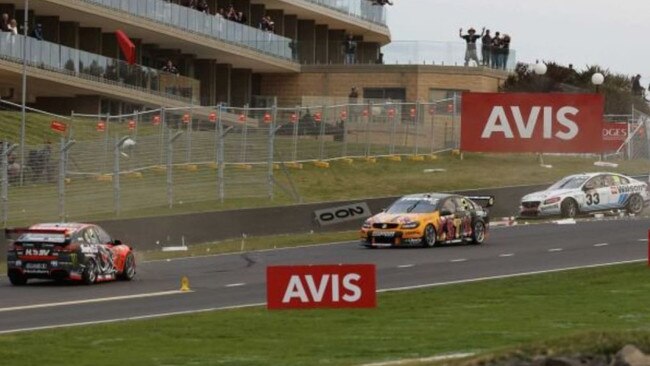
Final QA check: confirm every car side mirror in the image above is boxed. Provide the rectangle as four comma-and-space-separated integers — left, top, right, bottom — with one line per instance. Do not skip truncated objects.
113, 239, 122, 245
440, 209, 452, 216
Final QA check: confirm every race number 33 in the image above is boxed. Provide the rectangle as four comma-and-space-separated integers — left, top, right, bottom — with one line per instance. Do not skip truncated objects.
266, 264, 376, 310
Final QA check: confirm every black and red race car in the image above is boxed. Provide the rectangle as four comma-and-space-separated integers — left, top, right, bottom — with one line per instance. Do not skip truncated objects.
6, 223, 136, 286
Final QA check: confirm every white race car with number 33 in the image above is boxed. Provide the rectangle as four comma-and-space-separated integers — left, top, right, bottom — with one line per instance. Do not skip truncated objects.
520, 172, 649, 218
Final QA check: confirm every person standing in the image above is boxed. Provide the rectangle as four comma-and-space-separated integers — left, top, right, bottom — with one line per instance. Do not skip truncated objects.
459, 27, 484, 67
491, 32, 502, 69
481, 29, 492, 66
343, 34, 357, 65
0, 13, 10, 32
500, 34, 511, 70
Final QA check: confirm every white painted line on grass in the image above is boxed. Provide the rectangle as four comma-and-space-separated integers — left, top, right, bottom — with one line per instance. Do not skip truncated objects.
499, 253, 515, 257
397, 264, 414, 269
225, 283, 245, 288
548, 248, 563, 252
450, 259, 467, 263
360, 352, 475, 366
0, 290, 190, 313
594, 243, 609, 247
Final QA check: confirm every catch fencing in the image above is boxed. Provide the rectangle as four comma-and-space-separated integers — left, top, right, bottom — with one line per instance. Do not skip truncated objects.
0, 98, 460, 227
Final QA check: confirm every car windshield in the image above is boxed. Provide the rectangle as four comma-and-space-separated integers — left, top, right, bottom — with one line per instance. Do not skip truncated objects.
548, 176, 589, 190
386, 198, 439, 214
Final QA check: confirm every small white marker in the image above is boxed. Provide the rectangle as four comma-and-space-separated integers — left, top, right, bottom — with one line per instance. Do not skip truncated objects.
397, 264, 415, 269
450, 258, 467, 263
638, 239, 647, 242
548, 248, 563, 252
499, 253, 515, 257
594, 243, 609, 247
226, 283, 245, 288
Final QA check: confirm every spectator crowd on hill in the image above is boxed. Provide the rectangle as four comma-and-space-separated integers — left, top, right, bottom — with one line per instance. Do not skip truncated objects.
459, 26, 512, 70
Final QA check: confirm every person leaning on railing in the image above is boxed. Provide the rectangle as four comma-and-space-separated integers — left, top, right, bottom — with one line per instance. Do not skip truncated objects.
161, 60, 180, 96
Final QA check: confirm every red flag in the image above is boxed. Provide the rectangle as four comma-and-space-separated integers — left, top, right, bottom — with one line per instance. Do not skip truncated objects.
116, 30, 136, 65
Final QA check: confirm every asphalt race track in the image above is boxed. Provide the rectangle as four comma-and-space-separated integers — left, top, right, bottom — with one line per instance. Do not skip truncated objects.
0, 217, 649, 333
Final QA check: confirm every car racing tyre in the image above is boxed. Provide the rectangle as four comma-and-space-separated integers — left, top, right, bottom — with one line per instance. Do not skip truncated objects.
421, 224, 437, 248
470, 220, 487, 245
119, 253, 136, 281
626, 194, 644, 215
82, 259, 97, 285
8, 272, 27, 286
560, 198, 578, 218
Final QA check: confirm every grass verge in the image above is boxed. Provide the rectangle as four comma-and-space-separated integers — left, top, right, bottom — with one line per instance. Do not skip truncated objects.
2, 263, 650, 365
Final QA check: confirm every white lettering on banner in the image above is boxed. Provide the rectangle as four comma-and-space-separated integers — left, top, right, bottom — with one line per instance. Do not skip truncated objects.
24, 249, 50, 256
603, 128, 627, 139
481, 106, 579, 140
282, 273, 363, 304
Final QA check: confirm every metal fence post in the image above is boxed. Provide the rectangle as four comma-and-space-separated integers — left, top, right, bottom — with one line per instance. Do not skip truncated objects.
159, 107, 166, 165
430, 103, 437, 154
452, 94, 458, 148
167, 131, 183, 208
414, 101, 421, 156
365, 101, 372, 157
1, 143, 16, 227
58, 137, 75, 222
240, 104, 249, 163
388, 103, 397, 155
292, 106, 300, 162
318, 107, 326, 161
217, 105, 225, 203
268, 105, 277, 200
113, 136, 132, 215
186, 106, 193, 163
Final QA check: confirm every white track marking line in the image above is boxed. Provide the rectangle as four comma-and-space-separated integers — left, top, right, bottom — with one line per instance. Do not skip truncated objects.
397, 264, 414, 269
361, 352, 475, 366
0, 303, 265, 335
1, 259, 645, 334
450, 259, 467, 263
0, 290, 190, 313
548, 248, 563, 252
499, 253, 515, 257
594, 243, 609, 247
225, 283, 245, 288
638, 239, 647, 242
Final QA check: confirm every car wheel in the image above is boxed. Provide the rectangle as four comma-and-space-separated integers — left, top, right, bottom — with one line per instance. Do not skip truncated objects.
82, 259, 97, 285
471, 220, 487, 245
626, 194, 644, 215
8, 272, 27, 286
421, 224, 437, 248
560, 198, 578, 218
119, 253, 136, 281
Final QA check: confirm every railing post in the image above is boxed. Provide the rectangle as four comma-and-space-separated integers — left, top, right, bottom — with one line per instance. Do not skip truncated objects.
292, 106, 300, 162
58, 137, 75, 222
430, 102, 437, 154
217, 104, 225, 203
365, 101, 372, 157
414, 101, 421, 156
318, 106, 326, 161
240, 104, 249, 163
186, 105, 193, 163
268, 105, 277, 200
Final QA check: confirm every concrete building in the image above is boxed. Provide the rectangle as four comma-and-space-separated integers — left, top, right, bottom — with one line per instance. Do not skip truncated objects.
0, 0, 511, 115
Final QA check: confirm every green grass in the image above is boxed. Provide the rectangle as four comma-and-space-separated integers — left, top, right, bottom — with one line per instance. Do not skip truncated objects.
2, 263, 650, 365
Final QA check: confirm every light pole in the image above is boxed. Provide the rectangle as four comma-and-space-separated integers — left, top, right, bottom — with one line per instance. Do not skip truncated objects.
591, 72, 605, 93
19, 0, 29, 185
533, 61, 547, 92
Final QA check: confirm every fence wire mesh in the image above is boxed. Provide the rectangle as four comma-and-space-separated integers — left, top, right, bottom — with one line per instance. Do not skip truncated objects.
0, 97, 461, 227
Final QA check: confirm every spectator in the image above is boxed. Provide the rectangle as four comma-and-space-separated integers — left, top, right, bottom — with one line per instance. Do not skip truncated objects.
481, 29, 492, 66
7, 18, 17, 35
632, 74, 643, 96
499, 34, 511, 70
162, 60, 179, 75
237, 11, 247, 24
490, 32, 501, 69
32, 23, 44, 40
343, 34, 357, 65
0, 13, 9, 32
459, 27, 484, 67
196, 0, 209, 13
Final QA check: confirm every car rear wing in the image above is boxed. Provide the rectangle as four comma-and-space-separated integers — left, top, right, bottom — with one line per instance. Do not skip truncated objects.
4, 228, 70, 244
466, 195, 495, 208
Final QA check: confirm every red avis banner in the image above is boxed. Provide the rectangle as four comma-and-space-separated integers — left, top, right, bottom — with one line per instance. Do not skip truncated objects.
267, 264, 376, 310
461, 92, 604, 153
602, 122, 628, 152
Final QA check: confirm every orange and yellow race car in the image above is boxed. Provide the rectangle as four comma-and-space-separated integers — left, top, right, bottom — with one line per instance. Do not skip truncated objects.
360, 193, 494, 248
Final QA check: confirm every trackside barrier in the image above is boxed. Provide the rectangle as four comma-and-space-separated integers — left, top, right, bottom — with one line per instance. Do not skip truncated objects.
0, 98, 460, 227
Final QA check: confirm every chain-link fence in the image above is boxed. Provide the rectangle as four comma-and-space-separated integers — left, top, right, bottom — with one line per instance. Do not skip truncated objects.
603, 107, 650, 161
0, 97, 458, 227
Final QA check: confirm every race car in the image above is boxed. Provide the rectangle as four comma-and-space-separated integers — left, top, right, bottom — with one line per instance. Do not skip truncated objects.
360, 193, 493, 248
519, 172, 649, 218
6, 223, 136, 286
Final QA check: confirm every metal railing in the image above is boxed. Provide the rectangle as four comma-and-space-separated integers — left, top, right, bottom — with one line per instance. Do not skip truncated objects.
0, 33, 200, 103
83, 0, 296, 61
303, 0, 388, 25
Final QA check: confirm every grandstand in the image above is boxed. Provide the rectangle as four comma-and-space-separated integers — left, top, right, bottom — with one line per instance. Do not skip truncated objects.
0, 0, 510, 115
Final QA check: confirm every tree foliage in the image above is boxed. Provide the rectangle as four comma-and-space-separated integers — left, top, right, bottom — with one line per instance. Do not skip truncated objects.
500, 62, 650, 115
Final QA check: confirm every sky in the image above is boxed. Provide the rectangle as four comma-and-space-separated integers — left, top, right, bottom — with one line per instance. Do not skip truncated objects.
386, 0, 650, 85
